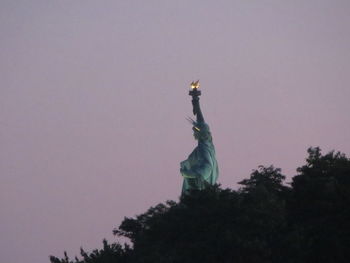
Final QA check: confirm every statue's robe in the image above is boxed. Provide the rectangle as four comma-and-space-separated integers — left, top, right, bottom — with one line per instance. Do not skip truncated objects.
181, 131, 219, 195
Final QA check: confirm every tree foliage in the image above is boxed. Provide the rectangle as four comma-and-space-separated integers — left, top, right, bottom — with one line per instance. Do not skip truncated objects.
49, 240, 130, 263
51, 147, 350, 263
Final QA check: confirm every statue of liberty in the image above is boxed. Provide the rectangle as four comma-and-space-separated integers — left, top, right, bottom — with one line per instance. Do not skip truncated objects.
180, 81, 219, 195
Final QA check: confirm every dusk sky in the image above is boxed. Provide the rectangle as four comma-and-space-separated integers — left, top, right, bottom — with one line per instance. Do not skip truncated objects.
1, 1, 350, 263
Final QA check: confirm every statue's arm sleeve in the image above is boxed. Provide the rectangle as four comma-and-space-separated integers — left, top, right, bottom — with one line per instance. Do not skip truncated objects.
192, 97, 205, 123
183, 150, 212, 180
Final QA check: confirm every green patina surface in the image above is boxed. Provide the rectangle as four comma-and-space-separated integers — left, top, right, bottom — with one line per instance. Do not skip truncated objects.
180, 87, 219, 195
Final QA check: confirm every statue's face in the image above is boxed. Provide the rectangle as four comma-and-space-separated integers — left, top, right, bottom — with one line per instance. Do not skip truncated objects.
192, 124, 211, 141
193, 127, 200, 140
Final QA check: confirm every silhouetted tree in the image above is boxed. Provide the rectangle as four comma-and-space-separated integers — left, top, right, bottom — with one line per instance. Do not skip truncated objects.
50, 147, 350, 263
286, 147, 350, 263
113, 166, 290, 263
50, 240, 130, 263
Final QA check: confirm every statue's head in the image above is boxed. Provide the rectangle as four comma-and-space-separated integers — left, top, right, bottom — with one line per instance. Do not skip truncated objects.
187, 117, 212, 142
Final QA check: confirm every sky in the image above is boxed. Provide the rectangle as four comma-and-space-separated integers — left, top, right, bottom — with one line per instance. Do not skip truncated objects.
1, 1, 350, 262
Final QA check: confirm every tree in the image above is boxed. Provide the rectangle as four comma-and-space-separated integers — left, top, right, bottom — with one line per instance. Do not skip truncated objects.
286, 147, 350, 263
50, 147, 350, 263
113, 166, 290, 263
50, 240, 130, 263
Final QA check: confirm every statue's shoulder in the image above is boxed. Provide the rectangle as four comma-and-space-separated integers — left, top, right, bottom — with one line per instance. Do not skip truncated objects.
188, 146, 199, 157
198, 142, 214, 154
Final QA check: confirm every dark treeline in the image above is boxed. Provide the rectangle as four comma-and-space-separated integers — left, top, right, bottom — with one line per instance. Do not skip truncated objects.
50, 147, 350, 263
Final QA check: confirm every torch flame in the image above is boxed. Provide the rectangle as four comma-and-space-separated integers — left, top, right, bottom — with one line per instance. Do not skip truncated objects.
190, 80, 200, 90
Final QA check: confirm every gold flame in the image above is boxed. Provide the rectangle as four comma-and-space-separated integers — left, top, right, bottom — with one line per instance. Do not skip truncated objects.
190, 80, 200, 90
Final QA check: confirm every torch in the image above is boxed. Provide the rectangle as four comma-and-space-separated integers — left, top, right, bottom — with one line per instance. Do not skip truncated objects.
189, 80, 201, 116
189, 80, 201, 97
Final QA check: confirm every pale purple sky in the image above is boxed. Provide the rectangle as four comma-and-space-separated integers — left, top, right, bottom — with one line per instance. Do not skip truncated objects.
1, 1, 350, 262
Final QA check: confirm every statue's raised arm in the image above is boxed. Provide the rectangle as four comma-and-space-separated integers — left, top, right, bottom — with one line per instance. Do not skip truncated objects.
180, 81, 219, 196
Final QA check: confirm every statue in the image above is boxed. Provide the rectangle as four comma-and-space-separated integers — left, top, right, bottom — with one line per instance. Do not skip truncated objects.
180, 81, 219, 195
